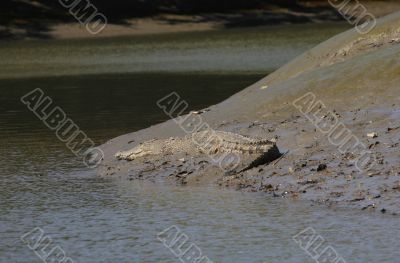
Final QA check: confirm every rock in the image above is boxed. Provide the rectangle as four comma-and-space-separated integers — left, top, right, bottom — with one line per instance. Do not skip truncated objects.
388, 126, 399, 132
317, 164, 327, 172
191, 108, 210, 115
367, 132, 378, 138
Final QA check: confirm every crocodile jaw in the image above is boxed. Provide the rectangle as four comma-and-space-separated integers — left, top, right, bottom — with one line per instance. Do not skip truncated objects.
115, 148, 152, 161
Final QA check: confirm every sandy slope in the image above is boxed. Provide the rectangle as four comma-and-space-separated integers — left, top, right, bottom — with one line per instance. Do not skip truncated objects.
99, 11, 400, 214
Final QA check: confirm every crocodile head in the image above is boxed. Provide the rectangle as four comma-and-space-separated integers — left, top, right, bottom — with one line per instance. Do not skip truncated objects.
115, 147, 152, 161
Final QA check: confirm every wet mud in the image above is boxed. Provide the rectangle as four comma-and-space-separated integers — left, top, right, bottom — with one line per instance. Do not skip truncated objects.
99, 11, 400, 214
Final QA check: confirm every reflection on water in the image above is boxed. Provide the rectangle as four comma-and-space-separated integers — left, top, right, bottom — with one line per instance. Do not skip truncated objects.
0, 23, 350, 79
1, 23, 399, 263
0, 73, 261, 175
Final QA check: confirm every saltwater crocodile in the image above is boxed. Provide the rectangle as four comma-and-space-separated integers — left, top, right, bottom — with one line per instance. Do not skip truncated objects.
115, 130, 281, 176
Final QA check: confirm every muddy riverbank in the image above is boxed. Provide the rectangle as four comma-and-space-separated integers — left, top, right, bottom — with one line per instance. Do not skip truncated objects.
99, 11, 400, 215
3, 1, 400, 40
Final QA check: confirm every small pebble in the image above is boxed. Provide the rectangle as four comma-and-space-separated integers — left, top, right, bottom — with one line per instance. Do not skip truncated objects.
367, 132, 378, 138
317, 164, 327, 172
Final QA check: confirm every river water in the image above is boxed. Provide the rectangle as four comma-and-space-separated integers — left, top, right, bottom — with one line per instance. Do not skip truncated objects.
1, 23, 400, 263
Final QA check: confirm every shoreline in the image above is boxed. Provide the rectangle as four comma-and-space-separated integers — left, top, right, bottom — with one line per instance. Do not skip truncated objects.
3, 1, 400, 40
99, 11, 400, 215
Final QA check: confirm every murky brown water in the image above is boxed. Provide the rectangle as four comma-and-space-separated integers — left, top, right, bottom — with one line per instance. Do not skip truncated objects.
1, 23, 400, 263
